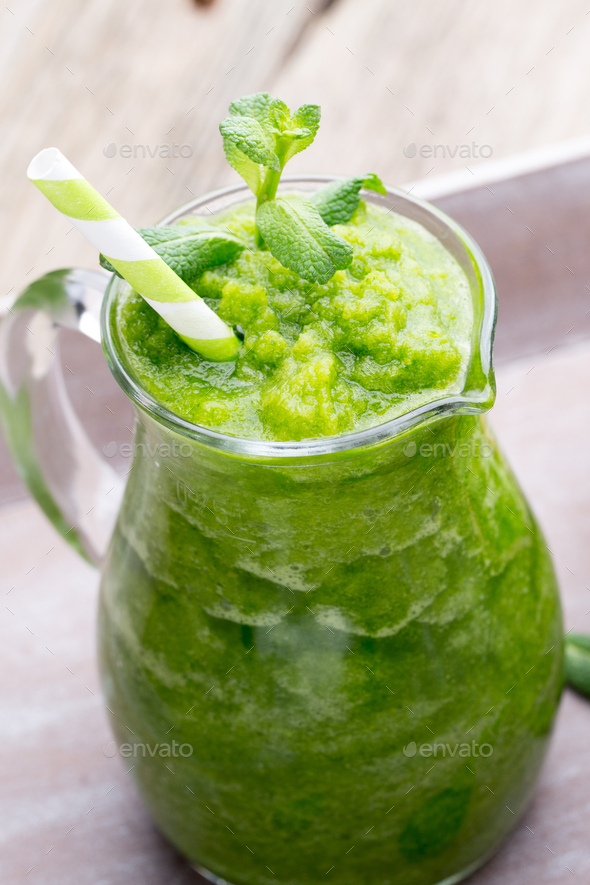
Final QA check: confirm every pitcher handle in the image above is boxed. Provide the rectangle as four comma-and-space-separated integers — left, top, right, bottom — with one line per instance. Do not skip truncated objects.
0, 269, 126, 565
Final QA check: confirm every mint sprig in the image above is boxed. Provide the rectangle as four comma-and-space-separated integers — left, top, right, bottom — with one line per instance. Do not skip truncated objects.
219, 93, 387, 284
311, 174, 386, 226
257, 198, 353, 285
100, 224, 245, 283
220, 94, 321, 210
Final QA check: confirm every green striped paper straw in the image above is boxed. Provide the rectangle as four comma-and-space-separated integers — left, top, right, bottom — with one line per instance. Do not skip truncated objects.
27, 148, 240, 361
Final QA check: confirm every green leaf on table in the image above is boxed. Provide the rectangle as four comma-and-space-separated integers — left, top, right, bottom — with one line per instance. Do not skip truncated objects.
311, 174, 387, 226
565, 633, 590, 698
256, 198, 353, 284
219, 92, 321, 198
99, 224, 245, 282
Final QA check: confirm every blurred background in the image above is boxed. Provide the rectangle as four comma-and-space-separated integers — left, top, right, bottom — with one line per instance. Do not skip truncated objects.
4, 2, 590, 883
3, 0, 590, 309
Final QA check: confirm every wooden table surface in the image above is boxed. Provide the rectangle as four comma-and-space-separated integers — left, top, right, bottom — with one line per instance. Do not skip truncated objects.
3, 2, 590, 883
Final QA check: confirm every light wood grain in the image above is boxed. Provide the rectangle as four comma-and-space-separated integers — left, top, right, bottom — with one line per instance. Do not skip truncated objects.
274, 0, 590, 182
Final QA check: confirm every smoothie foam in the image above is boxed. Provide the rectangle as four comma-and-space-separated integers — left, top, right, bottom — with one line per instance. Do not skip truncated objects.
113, 200, 473, 441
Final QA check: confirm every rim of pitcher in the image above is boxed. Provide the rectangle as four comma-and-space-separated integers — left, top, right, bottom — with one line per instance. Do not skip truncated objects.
101, 175, 497, 458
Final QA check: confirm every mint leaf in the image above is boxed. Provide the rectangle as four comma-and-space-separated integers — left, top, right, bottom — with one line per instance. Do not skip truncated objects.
99, 225, 245, 282
228, 92, 276, 122
219, 93, 321, 200
220, 94, 281, 196
269, 101, 321, 166
222, 141, 268, 197
257, 198, 353, 284
99, 254, 119, 275
219, 116, 281, 172
220, 94, 280, 198
311, 174, 387, 226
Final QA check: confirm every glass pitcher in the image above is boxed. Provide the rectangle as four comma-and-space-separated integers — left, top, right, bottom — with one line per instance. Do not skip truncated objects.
0, 179, 562, 885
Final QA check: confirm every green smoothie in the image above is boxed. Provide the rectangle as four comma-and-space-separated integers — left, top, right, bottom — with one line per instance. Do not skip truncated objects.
97, 94, 562, 885
99, 409, 561, 885
114, 200, 472, 441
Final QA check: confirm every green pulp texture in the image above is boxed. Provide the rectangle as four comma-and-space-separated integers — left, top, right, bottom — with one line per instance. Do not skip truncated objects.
114, 200, 473, 441
98, 414, 562, 885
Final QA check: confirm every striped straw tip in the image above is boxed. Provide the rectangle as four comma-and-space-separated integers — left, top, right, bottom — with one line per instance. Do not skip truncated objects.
27, 146, 240, 361
27, 147, 82, 182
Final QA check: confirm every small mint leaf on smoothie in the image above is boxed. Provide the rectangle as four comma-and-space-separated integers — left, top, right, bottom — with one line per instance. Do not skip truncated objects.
257, 198, 353, 284
311, 174, 386, 226
99, 225, 245, 283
